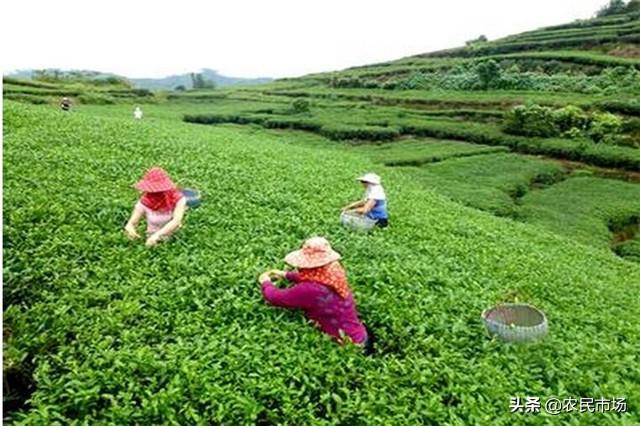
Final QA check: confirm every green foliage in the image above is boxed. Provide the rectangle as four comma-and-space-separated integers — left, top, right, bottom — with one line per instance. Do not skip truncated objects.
465, 35, 488, 47
291, 98, 310, 113
475, 60, 503, 89
589, 111, 624, 143
5, 101, 640, 424
77, 93, 117, 105
503, 104, 558, 137
595, 99, 640, 116
627, 0, 640, 12
504, 104, 628, 143
552, 105, 591, 134
614, 238, 640, 262
402, 152, 566, 217
319, 124, 400, 141
32, 69, 132, 87
352, 138, 509, 166
520, 176, 640, 247
190, 73, 216, 89
597, 0, 628, 17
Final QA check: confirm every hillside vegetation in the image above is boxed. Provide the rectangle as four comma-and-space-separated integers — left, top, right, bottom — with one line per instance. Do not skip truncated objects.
4, 101, 640, 424
4, 5, 640, 425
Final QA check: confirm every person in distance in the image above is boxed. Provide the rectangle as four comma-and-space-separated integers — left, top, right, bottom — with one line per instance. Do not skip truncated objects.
259, 237, 374, 355
60, 97, 72, 112
124, 167, 187, 247
341, 172, 388, 228
133, 106, 143, 120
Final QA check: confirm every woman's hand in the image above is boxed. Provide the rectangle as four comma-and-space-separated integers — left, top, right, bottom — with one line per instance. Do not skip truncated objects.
124, 223, 140, 240
258, 272, 271, 284
145, 233, 161, 247
268, 269, 286, 279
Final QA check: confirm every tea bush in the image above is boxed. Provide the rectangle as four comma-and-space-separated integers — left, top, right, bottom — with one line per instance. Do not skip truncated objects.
6, 102, 640, 424
291, 98, 310, 113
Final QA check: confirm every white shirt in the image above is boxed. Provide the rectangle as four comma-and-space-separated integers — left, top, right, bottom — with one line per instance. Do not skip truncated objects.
364, 184, 386, 200
134, 109, 143, 119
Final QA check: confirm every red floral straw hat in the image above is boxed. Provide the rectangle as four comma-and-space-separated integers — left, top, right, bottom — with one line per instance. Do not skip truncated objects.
134, 167, 177, 193
284, 237, 341, 269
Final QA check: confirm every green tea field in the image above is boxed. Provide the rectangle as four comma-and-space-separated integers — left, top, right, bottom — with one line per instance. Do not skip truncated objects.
4, 4, 640, 425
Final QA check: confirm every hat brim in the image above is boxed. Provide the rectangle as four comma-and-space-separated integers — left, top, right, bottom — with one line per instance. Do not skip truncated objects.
284, 249, 341, 269
356, 176, 381, 185
134, 181, 177, 193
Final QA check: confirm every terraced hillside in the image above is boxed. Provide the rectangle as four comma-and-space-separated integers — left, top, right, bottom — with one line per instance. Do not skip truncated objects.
2, 77, 155, 106
4, 6, 640, 425
170, 9, 640, 262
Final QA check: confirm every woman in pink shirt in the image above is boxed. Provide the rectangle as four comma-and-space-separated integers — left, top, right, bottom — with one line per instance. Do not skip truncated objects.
259, 237, 374, 355
124, 167, 187, 247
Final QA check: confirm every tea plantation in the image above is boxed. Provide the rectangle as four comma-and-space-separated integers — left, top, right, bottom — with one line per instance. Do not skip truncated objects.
4, 5, 640, 425
4, 100, 640, 424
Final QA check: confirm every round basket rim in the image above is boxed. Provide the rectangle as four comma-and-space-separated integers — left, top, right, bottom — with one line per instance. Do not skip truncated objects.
481, 303, 548, 328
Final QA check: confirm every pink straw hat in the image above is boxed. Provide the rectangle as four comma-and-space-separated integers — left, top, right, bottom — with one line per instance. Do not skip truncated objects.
134, 167, 177, 193
284, 237, 341, 269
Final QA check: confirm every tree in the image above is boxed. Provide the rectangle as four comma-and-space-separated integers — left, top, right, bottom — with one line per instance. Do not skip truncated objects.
465, 35, 488, 46
626, 0, 640, 11
596, 0, 627, 17
33, 69, 63, 82
174, 85, 187, 91
190, 72, 216, 89
476, 60, 502, 89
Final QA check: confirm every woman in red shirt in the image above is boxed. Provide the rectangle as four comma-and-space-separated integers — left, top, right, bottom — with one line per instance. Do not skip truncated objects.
259, 237, 374, 355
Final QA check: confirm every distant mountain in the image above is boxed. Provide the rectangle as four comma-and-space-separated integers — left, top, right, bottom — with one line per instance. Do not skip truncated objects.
130, 68, 272, 90
5, 68, 272, 90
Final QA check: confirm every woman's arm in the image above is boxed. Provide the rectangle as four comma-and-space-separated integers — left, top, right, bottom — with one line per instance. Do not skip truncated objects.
354, 199, 376, 215
260, 278, 314, 309
124, 203, 145, 239
342, 199, 366, 211
146, 198, 187, 246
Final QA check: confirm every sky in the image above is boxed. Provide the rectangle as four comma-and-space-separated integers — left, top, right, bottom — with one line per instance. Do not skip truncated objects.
1, 0, 608, 79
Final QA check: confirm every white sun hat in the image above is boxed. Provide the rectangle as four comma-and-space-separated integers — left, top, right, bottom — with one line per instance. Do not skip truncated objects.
356, 172, 381, 185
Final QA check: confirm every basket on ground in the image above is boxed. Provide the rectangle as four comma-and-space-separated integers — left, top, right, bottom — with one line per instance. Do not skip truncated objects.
482, 303, 548, 343
181, 188, 201, 208
340, 211, 376, 231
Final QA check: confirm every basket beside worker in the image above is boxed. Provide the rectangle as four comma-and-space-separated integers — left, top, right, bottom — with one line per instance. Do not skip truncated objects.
482, 303, 548, 343
340, 211, 377, 231
181, 188, 202, 208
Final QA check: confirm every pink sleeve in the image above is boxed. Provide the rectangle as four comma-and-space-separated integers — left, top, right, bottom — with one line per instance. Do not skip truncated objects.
261, 281, 315, 309
285, 272, 301, 283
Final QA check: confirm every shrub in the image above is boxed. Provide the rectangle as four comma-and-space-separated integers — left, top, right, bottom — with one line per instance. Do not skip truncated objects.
589, 112, 623, 143
503, 104, 558, 137
552, 105, 591, 134
475, 60, 503, 89
596, 0, 627, 17
77, 93, 116, 105
465, 35, 488, 46
263, 117, 322, 131
4, 93, 50, 105
595, 99, 640, 116
291, 98, 310, 113
320, 124, 400, 141
396, 72, 431, 90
